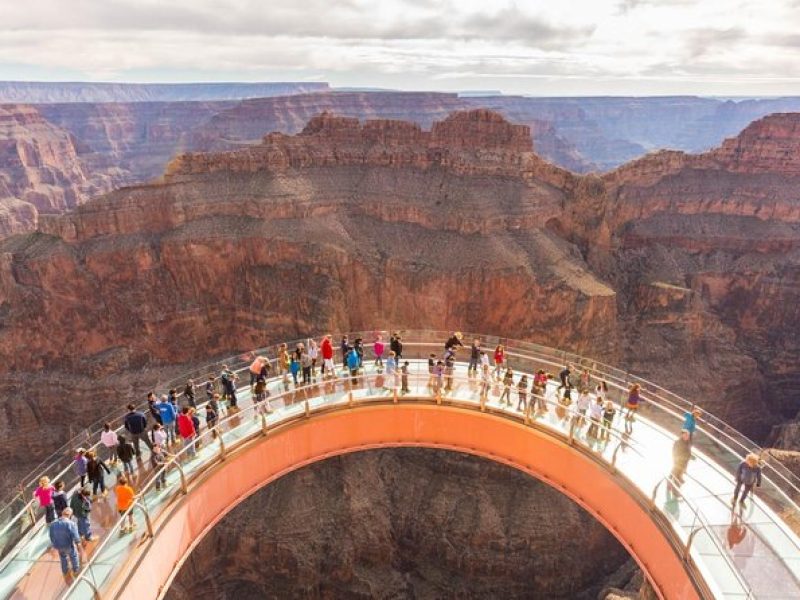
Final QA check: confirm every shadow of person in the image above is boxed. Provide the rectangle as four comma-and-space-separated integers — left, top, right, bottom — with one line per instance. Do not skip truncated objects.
727, 511, 748, 550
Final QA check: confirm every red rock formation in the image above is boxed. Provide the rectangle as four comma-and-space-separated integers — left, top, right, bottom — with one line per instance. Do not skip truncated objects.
3, 108, 800, 491
0, 104, 100, 235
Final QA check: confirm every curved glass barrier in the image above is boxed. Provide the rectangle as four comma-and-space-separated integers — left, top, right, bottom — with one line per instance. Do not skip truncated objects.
1, 332, 798, 600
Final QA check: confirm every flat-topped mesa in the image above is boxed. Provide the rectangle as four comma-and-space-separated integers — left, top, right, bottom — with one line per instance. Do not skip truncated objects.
164, 109, 547, 181
710, 113, 800, 174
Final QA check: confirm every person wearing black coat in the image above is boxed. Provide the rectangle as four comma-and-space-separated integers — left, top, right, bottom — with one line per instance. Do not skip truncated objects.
390, 334, 403, 361
116, 435, 136, 475
85, 451, 111, 498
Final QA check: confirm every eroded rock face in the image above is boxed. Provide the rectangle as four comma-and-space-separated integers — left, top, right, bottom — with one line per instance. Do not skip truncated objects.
166, 448, 632, 600
1, 109, 800, 489
0, 104, 102, 236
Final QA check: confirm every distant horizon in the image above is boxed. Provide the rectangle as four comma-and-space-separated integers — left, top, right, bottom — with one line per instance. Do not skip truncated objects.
2, 1, 800, 96
0, 80, 797, 101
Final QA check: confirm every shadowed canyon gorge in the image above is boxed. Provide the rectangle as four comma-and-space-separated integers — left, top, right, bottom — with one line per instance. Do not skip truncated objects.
1, 90, 800, 597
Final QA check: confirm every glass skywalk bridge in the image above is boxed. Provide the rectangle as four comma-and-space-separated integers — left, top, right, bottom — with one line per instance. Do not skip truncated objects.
1, 331, 799, 599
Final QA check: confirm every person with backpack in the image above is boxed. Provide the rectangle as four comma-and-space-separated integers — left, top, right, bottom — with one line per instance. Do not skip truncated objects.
86, 450, 111, 499
123, 403, 151, 456
52, 481, 68, 517
116, 435, 136, 475
69, 487, 95, 544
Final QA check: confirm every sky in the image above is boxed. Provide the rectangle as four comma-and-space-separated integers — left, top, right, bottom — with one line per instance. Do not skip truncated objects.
1, 0, 800, 96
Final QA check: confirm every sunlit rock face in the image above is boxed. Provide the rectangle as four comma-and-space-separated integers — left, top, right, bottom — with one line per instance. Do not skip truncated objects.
166, 448, 635, 600
2, 109, 800, 491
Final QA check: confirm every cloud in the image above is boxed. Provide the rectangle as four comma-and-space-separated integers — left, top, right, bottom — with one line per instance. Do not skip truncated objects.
0, 0, 800, 95
685, 27, 747, 59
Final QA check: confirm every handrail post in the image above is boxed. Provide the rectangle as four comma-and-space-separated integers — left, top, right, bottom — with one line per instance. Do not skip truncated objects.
651, 478, 664, 504
260, 411, 268, 436
172, 461, 188, 495
74, 573, 102, 600
218, 432, 227, 460
436, 390, 442, 405
133, 500, 154, 537
348, 391, 354, 408
480, 394, 486, 412
685, 525, 704, 559
611, 441, 623, 471
568, 415, 577, 444
393, 388, 398, 403
304, 399, 310, 418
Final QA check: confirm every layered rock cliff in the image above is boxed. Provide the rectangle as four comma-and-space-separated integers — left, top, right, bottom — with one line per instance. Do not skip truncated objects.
1, 108, 799, 490
0, 104, 109, 236
166, 448, 634, 600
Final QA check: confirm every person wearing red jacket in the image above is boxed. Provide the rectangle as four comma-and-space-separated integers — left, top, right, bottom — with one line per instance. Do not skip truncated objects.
176, 407, 197, 459
320, 334, 334, 379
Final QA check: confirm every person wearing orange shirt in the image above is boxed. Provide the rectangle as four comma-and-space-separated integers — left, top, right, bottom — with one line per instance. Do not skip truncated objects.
115, 476, 136, 534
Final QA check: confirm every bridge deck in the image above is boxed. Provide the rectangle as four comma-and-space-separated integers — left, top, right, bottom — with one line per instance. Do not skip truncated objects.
1, 337, 799, 599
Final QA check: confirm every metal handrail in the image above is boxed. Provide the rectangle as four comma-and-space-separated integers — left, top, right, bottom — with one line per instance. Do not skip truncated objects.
57, 367, 756, 600
10, 330, 797, 510
3, 331, 795, 598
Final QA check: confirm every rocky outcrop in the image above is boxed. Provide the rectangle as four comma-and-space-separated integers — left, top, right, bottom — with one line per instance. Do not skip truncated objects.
0, 104, 107, 236
167, 448, 632, 600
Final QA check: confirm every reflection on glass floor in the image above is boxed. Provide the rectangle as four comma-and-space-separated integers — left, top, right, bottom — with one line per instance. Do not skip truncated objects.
3, 356, 800, 600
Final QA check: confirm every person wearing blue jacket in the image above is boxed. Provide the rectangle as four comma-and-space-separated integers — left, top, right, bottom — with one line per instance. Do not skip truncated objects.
733, 453, 762, 508
156, 395, 177, 445
346, 347, 360, 382
49, 507, 81, 576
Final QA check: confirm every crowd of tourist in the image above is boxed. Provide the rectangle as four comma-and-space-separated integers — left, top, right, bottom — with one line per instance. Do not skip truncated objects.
30, 330, 763, 580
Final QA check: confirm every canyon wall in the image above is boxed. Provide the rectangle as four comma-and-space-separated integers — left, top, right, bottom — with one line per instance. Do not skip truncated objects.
6, 93, 800, 240
0, 109, 799, 489
166, 448, 634, 600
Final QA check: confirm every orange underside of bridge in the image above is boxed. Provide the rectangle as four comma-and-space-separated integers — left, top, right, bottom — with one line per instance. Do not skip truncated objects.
112, 404, 702, 600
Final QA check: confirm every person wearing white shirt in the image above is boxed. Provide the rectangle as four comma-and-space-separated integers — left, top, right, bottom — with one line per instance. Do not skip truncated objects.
587, 397, 604, 438
100, 423, 119, 465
